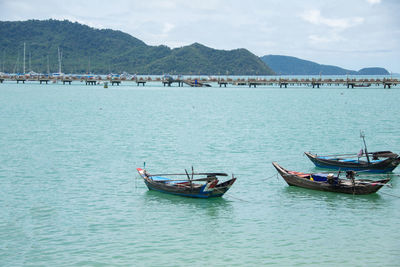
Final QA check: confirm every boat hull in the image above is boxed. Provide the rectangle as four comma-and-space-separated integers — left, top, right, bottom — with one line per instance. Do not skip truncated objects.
305, 152, 400, 173
137, 168, 236, 198
144, 178, 235, 198
272, 162, 389, 195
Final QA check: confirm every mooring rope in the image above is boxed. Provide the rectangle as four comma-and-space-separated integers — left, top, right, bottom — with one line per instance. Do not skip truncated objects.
380, 191, 400, 199
209, 186, 250, 202
222, 192, 251, 202
263, 173, 279, 181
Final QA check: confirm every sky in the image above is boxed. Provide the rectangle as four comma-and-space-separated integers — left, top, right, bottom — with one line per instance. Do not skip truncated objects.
1, 0, 399, 72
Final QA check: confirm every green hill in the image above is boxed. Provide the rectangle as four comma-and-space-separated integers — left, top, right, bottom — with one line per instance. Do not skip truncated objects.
260, 55, 389, 75
357, 67, 389, 75
0, 19, 275, 75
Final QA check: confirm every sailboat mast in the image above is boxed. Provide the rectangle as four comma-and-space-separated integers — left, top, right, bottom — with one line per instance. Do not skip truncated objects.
29, 51, 31, 72
47, 55, 50, 74
14, 52, 19, 73
23, 42, 26, 74
2, 50, 4, 73
58, 47, 62, 74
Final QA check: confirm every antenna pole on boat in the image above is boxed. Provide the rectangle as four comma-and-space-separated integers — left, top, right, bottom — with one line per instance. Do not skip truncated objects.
191, 166, 194, 190
360, 131, 370, 164
185, 169, 193, 190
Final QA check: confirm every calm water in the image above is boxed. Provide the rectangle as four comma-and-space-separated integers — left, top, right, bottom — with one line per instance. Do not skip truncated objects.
1, 81, 399, 266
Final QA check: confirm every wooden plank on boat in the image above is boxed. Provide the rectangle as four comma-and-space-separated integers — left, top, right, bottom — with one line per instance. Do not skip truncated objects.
148, 172, 228, 177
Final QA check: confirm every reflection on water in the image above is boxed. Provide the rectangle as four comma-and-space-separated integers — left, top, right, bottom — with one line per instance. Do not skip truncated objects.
142, 190, 234, 218
281, 185, 385, 211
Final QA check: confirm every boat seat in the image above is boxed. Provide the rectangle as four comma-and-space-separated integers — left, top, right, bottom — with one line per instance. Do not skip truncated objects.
288, 171, 310, 178
340, 159, 358, 163
318, 156, 340, 160
151, 176, 171, 182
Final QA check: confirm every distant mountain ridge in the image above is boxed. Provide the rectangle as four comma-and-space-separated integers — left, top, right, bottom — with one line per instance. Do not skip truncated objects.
260, 55, 389, 75
0, 19, 274, 75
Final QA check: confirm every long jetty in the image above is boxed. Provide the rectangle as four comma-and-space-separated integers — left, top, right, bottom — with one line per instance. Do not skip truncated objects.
0, 75, 399, 88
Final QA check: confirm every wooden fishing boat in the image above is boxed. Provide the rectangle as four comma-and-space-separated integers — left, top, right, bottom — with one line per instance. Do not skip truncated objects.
304, 151, 400, 173
272, 162, 390, 195
305, 133, 400, 173
137, 167, 236, 198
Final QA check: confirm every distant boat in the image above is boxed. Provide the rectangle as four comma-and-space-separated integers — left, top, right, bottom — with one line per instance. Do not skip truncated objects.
353, 84, 371, 87
163, 74, 174, 82
137, 167, 236, 198
305, 133, 400, 173
272, 162, 390, 195
26, 70, 39, 78
52, 47, 64, 77
52, 72, 65, 77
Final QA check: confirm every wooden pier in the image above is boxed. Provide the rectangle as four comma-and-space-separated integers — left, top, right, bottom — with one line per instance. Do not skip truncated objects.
1, 75, 399, 89
162, 77, 211, 87
62, 79, 72, 85
162, 77, 184, 87
218, 80, 228, 87
39, 79, 50, 84
85, 80, 97, 85
110, 80, 121, 86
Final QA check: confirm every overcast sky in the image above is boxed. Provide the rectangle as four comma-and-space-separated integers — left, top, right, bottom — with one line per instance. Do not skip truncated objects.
1, 0, 399, 72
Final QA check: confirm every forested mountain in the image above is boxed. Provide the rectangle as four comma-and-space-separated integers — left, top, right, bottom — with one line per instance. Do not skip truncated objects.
357, 67, 389, 75
260, 55, 389, 75
0, 19, 275, 75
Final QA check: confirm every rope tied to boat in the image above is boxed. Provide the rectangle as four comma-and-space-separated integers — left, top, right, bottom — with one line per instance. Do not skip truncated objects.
211, 187, 250, 202
223, 192, 251, 202
380, 191, 400, 198
263, 173, 279, 181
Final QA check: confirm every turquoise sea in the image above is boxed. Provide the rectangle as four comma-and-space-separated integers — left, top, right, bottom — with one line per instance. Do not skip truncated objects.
1, 80, 399, 266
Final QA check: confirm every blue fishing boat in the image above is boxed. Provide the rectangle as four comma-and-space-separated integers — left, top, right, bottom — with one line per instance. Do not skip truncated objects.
305, 133, 400, 173
304, 151, 400, 173
137, 167, 236, 198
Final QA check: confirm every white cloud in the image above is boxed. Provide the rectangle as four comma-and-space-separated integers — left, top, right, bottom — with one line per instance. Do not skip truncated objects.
162, 23, 175, 34
301, 9, 364, 30
309, 33, 345, 44
366, 0, 381, 4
